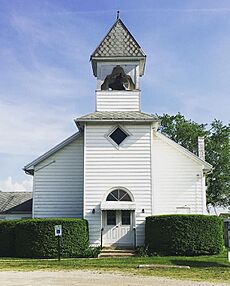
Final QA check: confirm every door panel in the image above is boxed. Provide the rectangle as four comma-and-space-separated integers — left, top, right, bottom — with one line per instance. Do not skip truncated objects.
103, 210, 134, 247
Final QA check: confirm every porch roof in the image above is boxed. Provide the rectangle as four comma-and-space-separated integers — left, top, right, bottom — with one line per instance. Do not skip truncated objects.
100, 201, 136, 210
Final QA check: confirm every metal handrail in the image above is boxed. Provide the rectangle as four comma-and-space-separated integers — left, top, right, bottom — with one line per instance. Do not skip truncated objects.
100, 228, 104, 249
133, 227, 136, 248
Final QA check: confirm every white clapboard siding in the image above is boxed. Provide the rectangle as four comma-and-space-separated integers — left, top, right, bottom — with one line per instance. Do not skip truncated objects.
96, 90, 140, 111
33, 135, 84, 218
152, 133, 205, 215
84, 123, 152, 246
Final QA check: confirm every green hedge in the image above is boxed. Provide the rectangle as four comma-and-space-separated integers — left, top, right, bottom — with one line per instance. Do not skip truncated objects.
145, 215, 224, 256
0, 220, 18, 257
0, 218, 89, 258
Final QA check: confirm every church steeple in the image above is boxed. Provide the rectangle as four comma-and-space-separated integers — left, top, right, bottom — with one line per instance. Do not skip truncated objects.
91, 17, 146, 112
91, 18, 146, 77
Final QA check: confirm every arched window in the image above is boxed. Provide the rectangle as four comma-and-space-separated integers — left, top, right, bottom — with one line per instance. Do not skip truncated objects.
106, 189, 132, 202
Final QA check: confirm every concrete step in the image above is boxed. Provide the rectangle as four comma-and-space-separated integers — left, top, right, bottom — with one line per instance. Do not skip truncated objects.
101, 249, 135, 253
98, 248, 136, 258
98, 252, 136, 258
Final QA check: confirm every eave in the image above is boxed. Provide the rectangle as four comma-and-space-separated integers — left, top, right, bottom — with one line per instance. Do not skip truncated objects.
156, 132, 213, 171
23, 132, 82, 175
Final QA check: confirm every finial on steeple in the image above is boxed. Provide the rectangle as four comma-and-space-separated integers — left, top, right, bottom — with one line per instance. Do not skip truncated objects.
116, 10, 120, 20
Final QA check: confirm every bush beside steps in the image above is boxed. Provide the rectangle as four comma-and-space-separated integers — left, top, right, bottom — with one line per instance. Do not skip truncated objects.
145, 214, 224, 256
0, 218, 99, 258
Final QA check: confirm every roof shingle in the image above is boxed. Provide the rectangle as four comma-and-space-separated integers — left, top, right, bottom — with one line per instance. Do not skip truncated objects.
91, 19, 145, 58
0, 192, 32, 214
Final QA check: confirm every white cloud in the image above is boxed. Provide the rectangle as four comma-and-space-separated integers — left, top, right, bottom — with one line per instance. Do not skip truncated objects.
9, 12, 96, 63
0, 47, 93, 100
0, 176, 32, 192
0, 98, 79, 155
140, 28, 230, 124
0, 14, 94, 157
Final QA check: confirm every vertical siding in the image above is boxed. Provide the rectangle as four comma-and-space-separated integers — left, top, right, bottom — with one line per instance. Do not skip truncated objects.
152, 133, 204, 215
96, 91, 140, 111
33, 135, 84, 218
84, 123, 152, 246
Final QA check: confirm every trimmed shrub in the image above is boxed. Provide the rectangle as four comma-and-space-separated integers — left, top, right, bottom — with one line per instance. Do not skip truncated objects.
145, 215, 224, 256
83, 246, 101, 258
0, 220, 18, 257
14, 218, 89, 258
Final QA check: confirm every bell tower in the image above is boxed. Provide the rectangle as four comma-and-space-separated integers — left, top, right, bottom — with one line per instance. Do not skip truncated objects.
90, 17, 146, 112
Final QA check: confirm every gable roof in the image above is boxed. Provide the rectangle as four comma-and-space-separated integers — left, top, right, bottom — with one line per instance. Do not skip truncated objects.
155, 132, 212, 171
0, 192, 32, 214
91, 19, 145, 58
24, 132, 81, 175
75, 111, 159, 123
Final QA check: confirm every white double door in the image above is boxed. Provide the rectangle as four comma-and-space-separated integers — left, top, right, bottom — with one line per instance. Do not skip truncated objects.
103, 210, 134, 247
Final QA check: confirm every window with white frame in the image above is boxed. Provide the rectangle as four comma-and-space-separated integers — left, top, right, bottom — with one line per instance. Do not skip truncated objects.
106, 189, 132, 202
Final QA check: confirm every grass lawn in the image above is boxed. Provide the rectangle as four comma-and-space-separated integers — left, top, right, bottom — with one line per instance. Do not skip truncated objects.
0, 251, 229, 284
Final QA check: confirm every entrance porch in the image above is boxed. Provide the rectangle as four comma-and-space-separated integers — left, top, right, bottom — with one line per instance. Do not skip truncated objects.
100, 188, 136, 248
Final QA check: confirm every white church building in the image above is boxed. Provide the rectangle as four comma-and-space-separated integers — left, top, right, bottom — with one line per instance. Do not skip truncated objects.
24, 18, 212, 248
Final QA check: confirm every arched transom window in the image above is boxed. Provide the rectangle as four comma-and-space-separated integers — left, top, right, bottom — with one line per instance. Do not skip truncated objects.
106, 189, 132, 202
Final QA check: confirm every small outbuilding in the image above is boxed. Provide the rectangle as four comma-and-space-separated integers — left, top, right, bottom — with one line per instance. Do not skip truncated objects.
0, 191, 32, 220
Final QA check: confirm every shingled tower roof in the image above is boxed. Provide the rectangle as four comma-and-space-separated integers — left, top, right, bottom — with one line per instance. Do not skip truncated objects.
90, 18, 146, 76
91, 19, 145, 58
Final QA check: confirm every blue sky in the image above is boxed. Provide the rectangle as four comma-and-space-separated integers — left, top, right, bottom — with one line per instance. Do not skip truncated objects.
0, 0, 229, 191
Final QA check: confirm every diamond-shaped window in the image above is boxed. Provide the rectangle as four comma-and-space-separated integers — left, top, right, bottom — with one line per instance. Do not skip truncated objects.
109, 127, 128, 146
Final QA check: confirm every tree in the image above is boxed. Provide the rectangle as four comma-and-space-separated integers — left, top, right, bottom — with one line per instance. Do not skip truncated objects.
205, 120, 230, 207
158, 113, 230, 207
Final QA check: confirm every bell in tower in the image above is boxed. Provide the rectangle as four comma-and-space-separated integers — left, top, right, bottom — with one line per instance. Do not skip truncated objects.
101, 65, 135, 91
